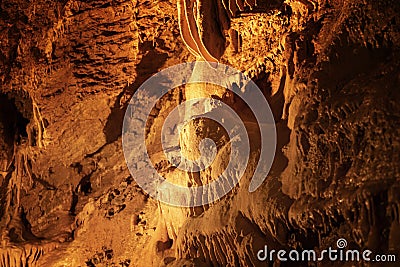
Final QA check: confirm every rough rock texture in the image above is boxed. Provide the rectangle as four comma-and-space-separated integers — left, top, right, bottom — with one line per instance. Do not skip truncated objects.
0, 0, 399, 266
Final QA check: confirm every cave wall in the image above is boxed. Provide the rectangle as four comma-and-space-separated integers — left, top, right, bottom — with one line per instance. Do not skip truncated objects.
0, 0, 399, 266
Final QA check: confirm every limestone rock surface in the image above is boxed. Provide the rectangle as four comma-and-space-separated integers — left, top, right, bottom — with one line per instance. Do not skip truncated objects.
0, 0, 399, 266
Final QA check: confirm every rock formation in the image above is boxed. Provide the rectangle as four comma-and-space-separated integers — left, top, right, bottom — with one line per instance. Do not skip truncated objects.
0, 0, 399, 266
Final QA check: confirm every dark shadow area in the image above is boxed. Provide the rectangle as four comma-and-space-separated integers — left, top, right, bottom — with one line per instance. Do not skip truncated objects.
103, 41, 169, 144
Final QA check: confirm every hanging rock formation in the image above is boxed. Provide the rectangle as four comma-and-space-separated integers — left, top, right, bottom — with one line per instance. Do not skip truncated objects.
0, 0, 399, 266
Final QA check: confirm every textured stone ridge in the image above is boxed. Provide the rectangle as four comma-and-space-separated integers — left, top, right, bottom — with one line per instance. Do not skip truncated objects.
0, 0, 399, 266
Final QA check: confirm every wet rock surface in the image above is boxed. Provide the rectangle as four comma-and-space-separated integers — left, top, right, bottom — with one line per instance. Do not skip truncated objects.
0, 0, 399, 266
